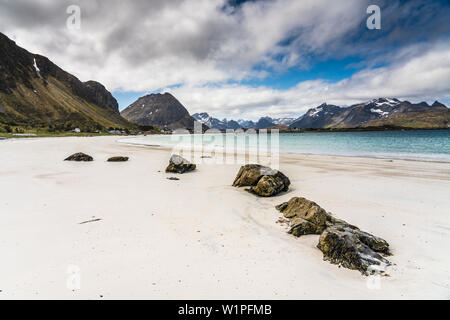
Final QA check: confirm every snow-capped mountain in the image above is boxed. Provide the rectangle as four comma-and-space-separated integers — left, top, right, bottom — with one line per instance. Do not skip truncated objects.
192, 113, 240, 130
290, 98, 449, 129
193, 98, 448, 131
237, 119, 256, 128
271, 117, 296, 126
193, 114, 294, 130
251, 116, 295, 128
255, 117, 276, 129
289, 103, 342, 129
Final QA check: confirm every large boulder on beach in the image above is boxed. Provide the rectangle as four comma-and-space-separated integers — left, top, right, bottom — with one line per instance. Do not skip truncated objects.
233, 164, 267, 186
317, 225, 391, 275
64, 152, 93, 162
166, 154, 196, 174
277, 196, 391, 274
107, 156, 129, 162
232, 164, 290, 197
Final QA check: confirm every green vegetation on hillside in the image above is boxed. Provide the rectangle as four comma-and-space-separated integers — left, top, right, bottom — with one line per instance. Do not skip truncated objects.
0, 32, 138, 133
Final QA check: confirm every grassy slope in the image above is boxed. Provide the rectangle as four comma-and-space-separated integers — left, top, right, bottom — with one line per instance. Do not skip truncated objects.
364, 110, 450, 129
0, 77, 137, 132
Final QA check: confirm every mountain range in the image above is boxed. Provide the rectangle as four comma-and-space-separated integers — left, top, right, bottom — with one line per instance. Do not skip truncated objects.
0, 32, 134, 132
192, 113, 295, 130
192, 98, 449, 130
192, 113, 241, 130
1, 31, 448, 133
289, 98, 449, 129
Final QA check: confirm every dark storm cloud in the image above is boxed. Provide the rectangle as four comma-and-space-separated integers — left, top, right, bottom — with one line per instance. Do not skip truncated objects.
344, 0, 450, 55
0, 0, 68, 28
268, 0, 450, 69
2, 0, 448, 71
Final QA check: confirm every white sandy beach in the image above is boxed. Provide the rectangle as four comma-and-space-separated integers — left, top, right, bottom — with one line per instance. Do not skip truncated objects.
0, 136, 449, 299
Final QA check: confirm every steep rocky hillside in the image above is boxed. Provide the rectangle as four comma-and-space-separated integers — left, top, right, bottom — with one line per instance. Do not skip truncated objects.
121, 93, 200, 130
0, 32, 134, 132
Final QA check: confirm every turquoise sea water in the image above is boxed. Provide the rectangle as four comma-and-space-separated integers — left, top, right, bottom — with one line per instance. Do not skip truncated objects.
120, 130, 450, 162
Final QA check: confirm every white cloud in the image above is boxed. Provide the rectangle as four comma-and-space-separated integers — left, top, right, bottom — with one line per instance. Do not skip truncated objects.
165, 44, 450, 120
0, 0, 366, 91
1, 0, 449, 119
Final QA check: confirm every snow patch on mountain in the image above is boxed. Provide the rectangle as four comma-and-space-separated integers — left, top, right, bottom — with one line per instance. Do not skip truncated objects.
370, 108, 389, 116
367, 98, 400, 107
309, 107, 323, 117
272, 117, 295, 125
193, 112, 211, 124
33, 58, 42, 78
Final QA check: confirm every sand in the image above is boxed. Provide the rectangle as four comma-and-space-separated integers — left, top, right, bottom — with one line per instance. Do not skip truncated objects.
0, 136, 449, 299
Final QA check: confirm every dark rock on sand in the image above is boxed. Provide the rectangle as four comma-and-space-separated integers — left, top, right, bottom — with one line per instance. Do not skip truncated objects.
317, 225, 390, 275
275, 197, 351, 236
277, 196, 391, 274
167, 177, 180, 181
287, 217, 320, 237
251, 175, 286, 197
233, 164, 266, 187
232, 164, 290, 197
107, 156, 129, 162
79, 218, 102, 225
165, 154, 196, 174
64, 152, 93, 161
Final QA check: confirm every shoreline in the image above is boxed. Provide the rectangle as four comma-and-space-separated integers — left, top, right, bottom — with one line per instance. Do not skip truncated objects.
3, 135, 449, 164
117, 136, 450, 164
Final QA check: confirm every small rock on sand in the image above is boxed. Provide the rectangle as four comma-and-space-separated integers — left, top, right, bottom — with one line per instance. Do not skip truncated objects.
165, 154, 196, 174
232, 164, 290, 197
107, 156, 129, 162
64, 152, 93, 161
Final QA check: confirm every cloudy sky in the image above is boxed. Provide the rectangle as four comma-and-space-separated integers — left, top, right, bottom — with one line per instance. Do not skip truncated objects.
1, 0, 449, 120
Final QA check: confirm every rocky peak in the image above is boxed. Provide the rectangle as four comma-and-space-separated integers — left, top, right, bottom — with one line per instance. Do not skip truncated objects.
192, 112, 242, 130
83, 81, 119, 113
121, 92, 198, 130
416, 101, 430, 107
365, 98, 401, 108
431, 100, 447, 108
307, 103, 341, 117
255, 117, 276, 129
237, 119, 256, 128
192, 112, 211, 124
